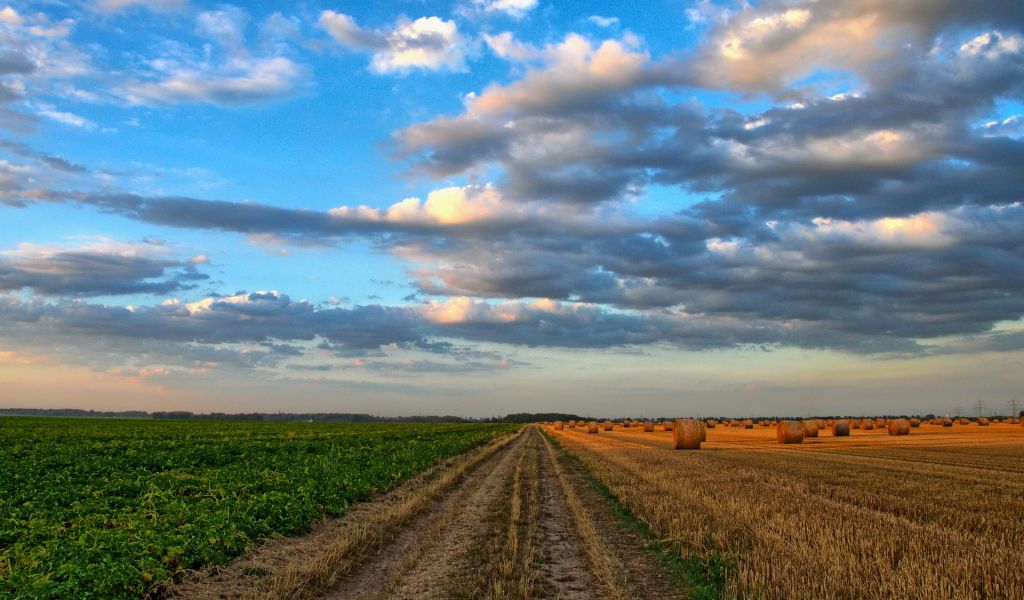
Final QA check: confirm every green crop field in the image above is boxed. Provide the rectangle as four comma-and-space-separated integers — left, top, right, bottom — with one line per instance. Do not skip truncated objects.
0, 417, 517, 599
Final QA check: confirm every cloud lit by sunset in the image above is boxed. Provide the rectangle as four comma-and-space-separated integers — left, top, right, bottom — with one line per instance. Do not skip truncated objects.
0, 0, 1021, 417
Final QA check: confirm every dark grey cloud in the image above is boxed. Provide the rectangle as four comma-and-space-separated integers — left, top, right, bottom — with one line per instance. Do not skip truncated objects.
0, 246, 208, 297
0, 50, 34, 76
5, 180, 1022, 353
0, 289, 906, 360
0, 139, 89, 173
407, 203, 1024, 345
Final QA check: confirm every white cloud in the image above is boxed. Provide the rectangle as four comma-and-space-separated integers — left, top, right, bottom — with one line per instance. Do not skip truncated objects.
30, 102, 96, 129
119, 56, 305, 105
465, 34, 649, 115
977, 114, 1023, 138
319, 12, 466, 74
3, 237, 169, 261
959, 31, 1023, 59
91, 0, 187, 13
799, 213, 955, 250
587, 16, 619, 28
0, 7, 92, 118
474, 0, 538, 19
419, 296, 580, 325
116, 8, 307, 105
0, 6, 23, 25
482, 31, 545, 62
328, 184, 513, 226
195, 8, 249, 51
691, 2, 884, 92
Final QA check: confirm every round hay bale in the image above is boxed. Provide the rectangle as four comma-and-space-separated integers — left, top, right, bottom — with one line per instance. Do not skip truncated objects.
909, 418, 921, 427
777, 420, 805, 444
942, 418, 953, 427
1007, 417, 1018, 425
803, 420, 820, 438
832, 422, 851, 436
888, 419, 910, 436
958, 418, 970, 425
860, 420, 874, 431
672, 419, 705, 450
587, 421, 599, 434
759, 420, 771, 427
663, 421, 674, 432
978, 417, 989, 426
643, 421, 654, 432
554, 421, 564, 430
742, 420, 754, 429
705, 420, 717, 429
603, 420, 613, 431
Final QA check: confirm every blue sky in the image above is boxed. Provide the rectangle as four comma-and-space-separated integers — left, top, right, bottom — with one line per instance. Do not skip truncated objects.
0, 0, 1022, 416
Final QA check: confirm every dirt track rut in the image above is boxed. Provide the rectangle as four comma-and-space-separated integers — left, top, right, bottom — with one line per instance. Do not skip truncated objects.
319, 426, 680, 600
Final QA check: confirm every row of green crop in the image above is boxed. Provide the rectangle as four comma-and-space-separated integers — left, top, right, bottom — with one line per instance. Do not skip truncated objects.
0, 417, 516, 599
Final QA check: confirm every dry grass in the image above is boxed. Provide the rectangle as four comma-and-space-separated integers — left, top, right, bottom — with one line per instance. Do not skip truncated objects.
550, 423, 1024, 599
479, 438, 542, 600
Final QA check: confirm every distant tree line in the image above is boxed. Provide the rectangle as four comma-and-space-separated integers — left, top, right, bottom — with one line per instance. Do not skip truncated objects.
3, 408, 1021, 422
0, 408, 474, 423
500, 412, 586, 423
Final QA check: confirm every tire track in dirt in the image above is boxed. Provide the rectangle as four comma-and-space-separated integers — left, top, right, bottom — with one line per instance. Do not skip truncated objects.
534, 432, 595, 599
320, 426, 682, 600
541, 431, 683, 600
323, 428, 529, 599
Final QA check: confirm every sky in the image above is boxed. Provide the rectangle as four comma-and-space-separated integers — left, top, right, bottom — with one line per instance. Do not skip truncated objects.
0, 0, 1022, 418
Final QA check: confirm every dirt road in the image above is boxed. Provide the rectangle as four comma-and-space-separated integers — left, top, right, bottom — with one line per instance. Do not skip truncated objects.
169, 426, 682, 599
321, 425, 679, 599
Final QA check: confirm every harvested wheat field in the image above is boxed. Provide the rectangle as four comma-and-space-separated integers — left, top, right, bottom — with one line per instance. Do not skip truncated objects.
549, 421, 1024, 599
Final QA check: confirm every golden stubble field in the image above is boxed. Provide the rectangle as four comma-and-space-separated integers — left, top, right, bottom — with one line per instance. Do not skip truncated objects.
550, 421, 1024, 600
